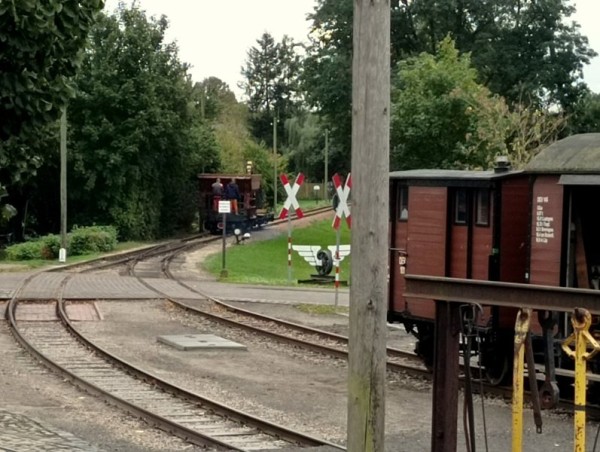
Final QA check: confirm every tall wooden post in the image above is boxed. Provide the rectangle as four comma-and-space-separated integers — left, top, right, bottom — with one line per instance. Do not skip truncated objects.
273, 116, 278, 209
347, 1, 390, 451
324, 129, 329, 200
59, 107, 67, 262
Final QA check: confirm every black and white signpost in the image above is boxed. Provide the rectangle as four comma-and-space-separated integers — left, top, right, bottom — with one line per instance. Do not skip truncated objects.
218, 200, 231, 277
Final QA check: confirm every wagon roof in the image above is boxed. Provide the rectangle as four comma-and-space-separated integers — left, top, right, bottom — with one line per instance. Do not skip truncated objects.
389, 168, 523, 181
197, 173, 256, 180
525, 133, 600, 173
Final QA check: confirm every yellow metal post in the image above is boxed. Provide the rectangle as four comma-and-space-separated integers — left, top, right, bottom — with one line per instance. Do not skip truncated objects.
512, 308, 531, 452
562, 308, 600, 452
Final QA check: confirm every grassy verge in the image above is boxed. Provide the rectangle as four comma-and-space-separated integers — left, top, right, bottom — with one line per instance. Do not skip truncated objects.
202, 219, 351, 286
0, 241, 149, 271
296, 303, 349, 315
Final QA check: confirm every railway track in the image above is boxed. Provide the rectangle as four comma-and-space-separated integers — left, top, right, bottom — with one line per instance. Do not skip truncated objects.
6, 273, 344, 451
35, 204, 600, 429
101, 229, 432, 379
51, 205, 333, 277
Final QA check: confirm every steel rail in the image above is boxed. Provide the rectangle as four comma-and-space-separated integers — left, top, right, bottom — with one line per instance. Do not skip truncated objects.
9, 294, 344, 450
56, 299, 342, 449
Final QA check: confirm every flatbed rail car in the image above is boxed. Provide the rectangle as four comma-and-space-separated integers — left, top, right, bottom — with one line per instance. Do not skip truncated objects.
387, 133, 600, 390
197, 173, 274, 234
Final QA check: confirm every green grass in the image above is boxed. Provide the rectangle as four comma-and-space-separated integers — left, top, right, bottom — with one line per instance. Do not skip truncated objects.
0, 241, 149, 271
295, 303, 349, 315
203, 219, 351, 286
274, 198, 332, 212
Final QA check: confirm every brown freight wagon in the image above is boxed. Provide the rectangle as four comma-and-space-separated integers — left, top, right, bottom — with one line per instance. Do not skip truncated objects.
526, 133, 600, 291
387, 161, 530, 380
387, 133, 600, 386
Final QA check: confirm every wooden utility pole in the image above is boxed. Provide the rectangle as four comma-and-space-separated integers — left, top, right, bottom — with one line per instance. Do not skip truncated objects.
324, 129, 329, 200
273, 115, 278, 209
347, 1, 390, 452
60, 107, 68, 262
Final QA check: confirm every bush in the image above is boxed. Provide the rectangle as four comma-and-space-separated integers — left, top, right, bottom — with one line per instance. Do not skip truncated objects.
69, 225, 118, 256
41, 234, 61, 259
3, 225, 118, 260
5, 240, 46, 260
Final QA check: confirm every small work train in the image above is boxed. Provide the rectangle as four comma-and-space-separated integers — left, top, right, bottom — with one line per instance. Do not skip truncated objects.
197, 173, 273, 234
387, 133, 600, 391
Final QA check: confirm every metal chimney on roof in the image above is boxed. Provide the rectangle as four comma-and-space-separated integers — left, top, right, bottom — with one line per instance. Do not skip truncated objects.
494, 155, 511, 173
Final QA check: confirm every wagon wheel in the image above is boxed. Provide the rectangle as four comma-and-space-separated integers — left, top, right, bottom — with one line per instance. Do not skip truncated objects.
414, 323, 434, 371
315, 249, 333, 276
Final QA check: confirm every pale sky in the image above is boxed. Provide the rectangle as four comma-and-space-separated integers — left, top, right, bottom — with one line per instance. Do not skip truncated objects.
104, 0, 600, 98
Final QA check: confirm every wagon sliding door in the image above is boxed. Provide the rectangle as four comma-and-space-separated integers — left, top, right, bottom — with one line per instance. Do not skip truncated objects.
402, 186, 447, 319
559, 176, 600, 290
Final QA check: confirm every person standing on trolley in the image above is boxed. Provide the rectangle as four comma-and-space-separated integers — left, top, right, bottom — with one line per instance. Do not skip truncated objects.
225, 178, 240, 214
211, 178, 224, 211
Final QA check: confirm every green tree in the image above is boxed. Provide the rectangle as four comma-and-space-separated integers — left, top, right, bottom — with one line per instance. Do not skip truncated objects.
302, 0, 353, 169
192, 77, 237, 123
284, 113, 326, 180
240, 32, 302, 146
0, 0, 104, 140
410, 0, 596, 108
567, 91, 600, 133
66, 6, 218, 239
391, 38, 502, 169
391, 38, 565, 170
303, 0, 595, 167
0, 0, 104, 237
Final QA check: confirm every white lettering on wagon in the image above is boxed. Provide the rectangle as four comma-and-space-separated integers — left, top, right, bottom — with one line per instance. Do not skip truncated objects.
535, 196, 555, 244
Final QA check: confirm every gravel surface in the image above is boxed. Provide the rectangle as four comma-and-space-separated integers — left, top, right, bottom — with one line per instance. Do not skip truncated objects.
0, 322, 207, 451
70, 298, 595, 451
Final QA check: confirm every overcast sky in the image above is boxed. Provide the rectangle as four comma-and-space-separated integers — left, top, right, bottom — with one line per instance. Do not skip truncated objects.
104, 0, 600, 99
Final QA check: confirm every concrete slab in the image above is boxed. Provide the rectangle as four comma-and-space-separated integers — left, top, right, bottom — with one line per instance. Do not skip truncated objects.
157, 334, 247, 351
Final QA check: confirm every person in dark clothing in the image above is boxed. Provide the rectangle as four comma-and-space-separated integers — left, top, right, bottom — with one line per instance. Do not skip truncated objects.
225, 178, 240, 214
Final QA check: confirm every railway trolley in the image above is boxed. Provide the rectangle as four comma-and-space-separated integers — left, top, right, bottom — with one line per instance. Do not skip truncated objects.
198, 173, 273, 234
387, 133, 600, 392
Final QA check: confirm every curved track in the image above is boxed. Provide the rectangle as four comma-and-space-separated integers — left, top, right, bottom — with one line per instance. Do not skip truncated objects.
6, 273, 344, 451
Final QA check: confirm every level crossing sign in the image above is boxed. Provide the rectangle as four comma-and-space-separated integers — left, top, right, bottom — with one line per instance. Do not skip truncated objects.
332, 173, 351, 229
279, 173, 305, 219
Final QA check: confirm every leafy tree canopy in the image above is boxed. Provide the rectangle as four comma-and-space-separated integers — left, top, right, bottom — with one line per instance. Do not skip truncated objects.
193, 77, 237, 123
567, 91, 600, 134
240, 32, 303, 146
0, 0, 103, 236
303, 0, 595, 165
0, 0, 104, 140
407, 0, 597, 108
391, 37, 565, 171
391, 37, 504, 169
66, 5, 218, 239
